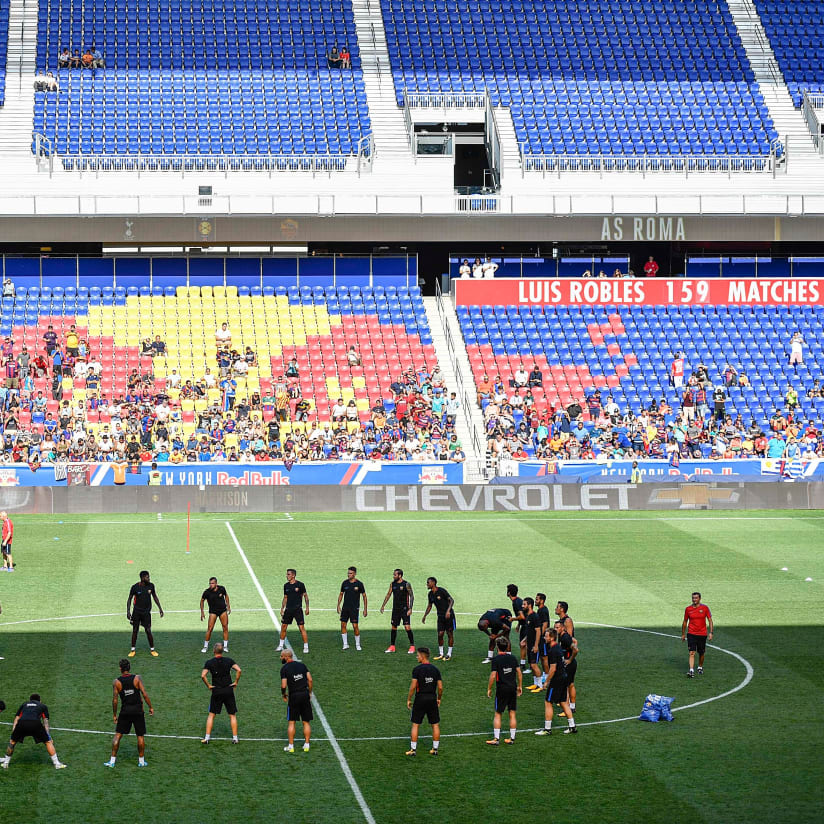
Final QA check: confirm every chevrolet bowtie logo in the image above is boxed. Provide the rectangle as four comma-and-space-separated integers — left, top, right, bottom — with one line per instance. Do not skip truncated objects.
650, 484, 739, 509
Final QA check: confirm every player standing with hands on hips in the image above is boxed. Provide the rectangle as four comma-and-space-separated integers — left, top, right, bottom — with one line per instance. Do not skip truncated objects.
681, 591, 713, 677
200, 577, 231, 654
337, 566, 367, 651
406, 647, 443, 756
127, 570, 164, 657
280, 649, 313, 753
380, 568, 415, 654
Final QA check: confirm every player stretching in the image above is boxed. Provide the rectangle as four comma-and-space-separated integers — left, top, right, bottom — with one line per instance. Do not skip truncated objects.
478, 608, 512, 663
380, 568, 415, 653
681, 591, 713, 677
105, 659, 153, 768
280, 649, 313, 753
278, 569, 309, 655
422, 577, 455, 661
486, 636, 522, 745
1, 510, 14, 572
534, 630, 577, 736
201, 643, 241, 744
200, 577, 231, 654
127, 570, 164, 657
1, 693, 67, 770
406, 647, 443, 756
337, 566, 367, 651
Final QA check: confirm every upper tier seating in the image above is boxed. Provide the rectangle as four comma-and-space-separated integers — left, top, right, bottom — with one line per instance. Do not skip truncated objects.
754, 0, 824, 105
33, 0, 370, 160
459, 303, 823, 455
381, 0, 778, 157
0, 0, 10, 106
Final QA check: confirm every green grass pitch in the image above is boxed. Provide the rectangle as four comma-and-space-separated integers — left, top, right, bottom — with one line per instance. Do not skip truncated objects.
0, 510, 822, 824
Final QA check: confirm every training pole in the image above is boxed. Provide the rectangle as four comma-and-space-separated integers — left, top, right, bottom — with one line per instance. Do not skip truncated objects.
186, 502, 191, 554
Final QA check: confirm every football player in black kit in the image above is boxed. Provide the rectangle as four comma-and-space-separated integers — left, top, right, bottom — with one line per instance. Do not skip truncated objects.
127, 570, 164, 657
523, 598, 544, 692
200, 643, 241, 744
486, 636, 522, 745
406, 647, 443, 756
554, 619, 579, 716
337, 566, 367, 651
105, 659, 154, 767
380, 568, 415, 654
1, 693, 66, 770
507, 584, 527, 667
478, 608, 512, 663
534, 629, 577, 736
278, 569, 310, 654
280, 649, 313, 753
422, 576, 455, 660
200, 577, 231, 654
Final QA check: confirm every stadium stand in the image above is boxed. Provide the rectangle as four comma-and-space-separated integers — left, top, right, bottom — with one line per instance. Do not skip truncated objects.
458, 300, 823, 462
382, 0, 778, 158
753, 0, 824, 106
0, 281, 458, 463
32, 0, 371, 165
0, 0, 9, 107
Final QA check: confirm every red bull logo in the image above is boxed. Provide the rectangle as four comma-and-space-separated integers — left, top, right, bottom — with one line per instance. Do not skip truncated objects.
216, 471, 291, 486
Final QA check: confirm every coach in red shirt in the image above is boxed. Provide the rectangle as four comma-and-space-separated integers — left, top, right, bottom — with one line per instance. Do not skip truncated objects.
681, 591, 713, 677
644, 256, 659, 277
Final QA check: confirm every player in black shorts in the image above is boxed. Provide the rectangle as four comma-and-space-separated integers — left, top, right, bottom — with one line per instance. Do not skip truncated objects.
534, 593, 551, 686
279, 569, 309, 654
280, 649, 313, 753
522, 598, 544, 692
486, 636, 522, 745
507, 584, 527, 667
406, 647, 443, 756
555, 619, 579, 716
478, 607, 513, 663
127, 570, 164, 657
1, 693, 67, 770
201, 642, 241, 744
534, 629, 577, 736
200, 577, 231, 654
380, 568, 415, 654
337, 566, 367, 651
104, 658, 154, 767
422, 576, 455, 661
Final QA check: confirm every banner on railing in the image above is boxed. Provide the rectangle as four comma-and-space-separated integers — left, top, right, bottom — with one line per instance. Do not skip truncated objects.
0, 462, 466, 487
454, 278, 824, 306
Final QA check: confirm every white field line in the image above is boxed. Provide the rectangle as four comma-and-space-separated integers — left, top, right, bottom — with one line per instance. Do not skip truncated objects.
224, 521, 376, 824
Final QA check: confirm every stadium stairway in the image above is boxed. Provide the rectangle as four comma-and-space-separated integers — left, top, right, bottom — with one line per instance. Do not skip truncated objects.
423, 295, 486, 477
0, 0, 38, 158
726, 0, 821, 172
351, 0, 411, 163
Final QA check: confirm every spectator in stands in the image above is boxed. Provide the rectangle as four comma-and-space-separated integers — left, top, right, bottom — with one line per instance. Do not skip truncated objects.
45, 72, 58, 92
244, 346, 257, 367
81, 49, 94, 69
215, 322, 232, 348
581, 270, 592, 278
92, 45, 105, 68
328, 46, 342, 68
58, 48, 71, 68
347, 346, 362, 366
789, 331, 805, 370
1, 278, 12, 298
472, 257, 484, 278
482, 256, 499, 278
528, 364, 543, 387
285, 359, 299, 378
598, 270, 608, 278
340, 45, 351, 69
70, 49, 82, 68
644, 256, 659, 277
34, 73, 49, 92
459, 259, 471, 278
151, 336, 166, 356
65, 325, 79, 358
512, 364, 528, 388
141, 338, 154, 357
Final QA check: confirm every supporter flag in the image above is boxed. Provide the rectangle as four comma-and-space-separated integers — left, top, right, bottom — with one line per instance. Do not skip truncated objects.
763, 457, 805, 479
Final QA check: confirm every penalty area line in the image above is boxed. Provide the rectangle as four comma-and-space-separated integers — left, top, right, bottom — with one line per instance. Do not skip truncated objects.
224, 521, 376, 824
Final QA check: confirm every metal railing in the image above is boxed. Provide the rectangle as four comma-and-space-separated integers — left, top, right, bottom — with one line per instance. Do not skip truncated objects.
484, 93, 503, 189
434, 279, 486, 478
802, 91, 824, 155
30, 137, 377, 177
403, 91, 487, 109
519, 147, 782, 177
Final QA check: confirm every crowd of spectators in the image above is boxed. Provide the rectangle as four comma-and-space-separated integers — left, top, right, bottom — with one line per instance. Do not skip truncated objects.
481, 357, 820, 465
0, 323, 463, 466
56, 46, 105, 70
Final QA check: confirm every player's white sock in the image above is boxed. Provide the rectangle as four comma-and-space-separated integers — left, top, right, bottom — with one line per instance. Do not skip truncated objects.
341, 633, 348, 647
1, 756, 9, 766
203, 734, 210, 742
410, 741, 417, 751
432, 741, 439, 750
130, 647, 136, 652
520, 659, 526, 665
493, 729, 500, 740
567, 717, 576, 729
138, 757, 146, 766
50, 754, 60, 766
303, 644, 309, 653
570, 702, 576, 711
438, 646, 444, 656
355, 637, 361, 650
532, 676, 539, 687
223, 640, 228, 650
277, 640, 284, 651
232, 736, 238, 743
107, 757, 116, 765
544, 720, 552, 731
689, 668, 694, 673
447, 646, 453, 657
510, 728, 516, 740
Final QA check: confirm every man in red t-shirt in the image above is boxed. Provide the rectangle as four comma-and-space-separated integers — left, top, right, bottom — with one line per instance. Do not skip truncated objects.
644, 256, 659, 278
681, 591, 713, 676
1, 511, 14, 572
